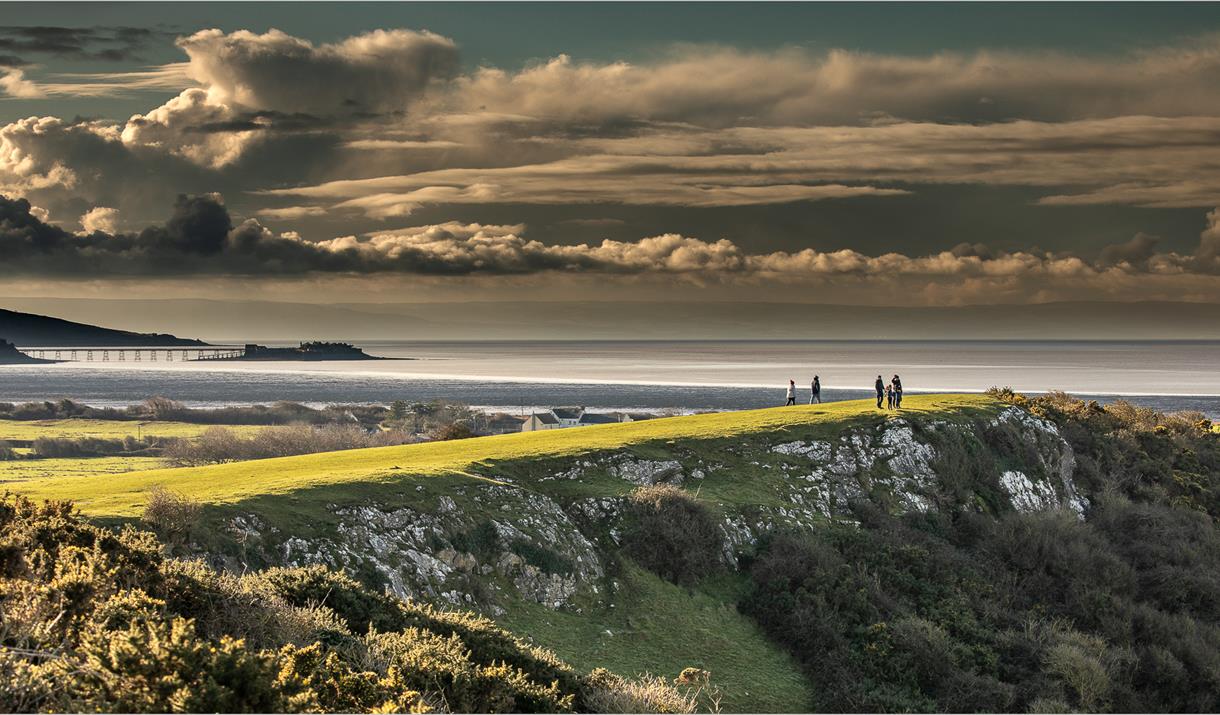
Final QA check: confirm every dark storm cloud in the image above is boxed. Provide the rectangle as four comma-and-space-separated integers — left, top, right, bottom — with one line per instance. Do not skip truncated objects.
0, 54, 28, 68
0, 26, 164, 62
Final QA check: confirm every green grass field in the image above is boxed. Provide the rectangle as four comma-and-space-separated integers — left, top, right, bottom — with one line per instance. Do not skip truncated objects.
6, 394, 996, 517
0, 455, 166, 484
0, 418, 262, 441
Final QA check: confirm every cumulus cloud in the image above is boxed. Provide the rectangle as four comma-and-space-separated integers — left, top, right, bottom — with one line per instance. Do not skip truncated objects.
177, 27, 458, 115
79, 206, 119, 233
121, 87, 262, 168
0, 67, 42, 98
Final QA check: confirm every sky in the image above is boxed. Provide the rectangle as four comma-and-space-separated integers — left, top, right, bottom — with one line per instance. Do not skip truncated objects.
4, 1, 1220, 309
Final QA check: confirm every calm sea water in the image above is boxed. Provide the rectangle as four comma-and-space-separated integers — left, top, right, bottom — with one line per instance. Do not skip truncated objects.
2, 340, 1218, 416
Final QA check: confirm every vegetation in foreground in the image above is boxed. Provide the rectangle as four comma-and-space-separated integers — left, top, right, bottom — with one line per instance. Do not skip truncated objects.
0, 494, 715, 713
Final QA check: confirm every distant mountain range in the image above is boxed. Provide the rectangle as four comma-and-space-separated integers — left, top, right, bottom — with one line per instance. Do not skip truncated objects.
0, 308, 207, 348
2, 298, 1220, 342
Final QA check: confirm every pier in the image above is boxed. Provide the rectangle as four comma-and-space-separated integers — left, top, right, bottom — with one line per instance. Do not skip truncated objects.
15, 346, 246, 363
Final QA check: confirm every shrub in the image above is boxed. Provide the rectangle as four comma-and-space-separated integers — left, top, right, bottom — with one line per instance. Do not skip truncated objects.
429, 421, 475, 441
621, 484, 723, 586
141, 486, 202, 550
73, 617, 286, 712
582, 668, 711, 714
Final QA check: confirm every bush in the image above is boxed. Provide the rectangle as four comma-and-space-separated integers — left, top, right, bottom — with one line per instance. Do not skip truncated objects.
621, 484, 723, 585
582, 668, 714, 714
141, 486, 203, 550
429, 421, 475, 441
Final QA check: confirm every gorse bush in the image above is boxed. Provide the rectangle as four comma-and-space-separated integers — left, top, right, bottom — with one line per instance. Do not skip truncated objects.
622, 485, 723, 586
743, 392, 1220, 713
0, 494, 697, 713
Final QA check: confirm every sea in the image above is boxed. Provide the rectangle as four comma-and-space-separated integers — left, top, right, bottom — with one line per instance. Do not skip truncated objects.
2, 340, 1218, 418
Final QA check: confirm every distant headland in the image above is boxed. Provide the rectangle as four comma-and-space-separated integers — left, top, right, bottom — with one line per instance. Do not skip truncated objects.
0, 308, 207, 348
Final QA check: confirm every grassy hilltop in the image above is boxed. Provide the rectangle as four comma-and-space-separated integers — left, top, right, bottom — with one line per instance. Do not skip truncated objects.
10, 394, 992, 517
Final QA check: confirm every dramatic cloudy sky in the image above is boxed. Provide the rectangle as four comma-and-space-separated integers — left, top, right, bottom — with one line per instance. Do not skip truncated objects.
5, 1, 1220, 307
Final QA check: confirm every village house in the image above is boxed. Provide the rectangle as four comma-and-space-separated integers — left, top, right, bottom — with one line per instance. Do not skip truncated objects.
520, 407, 657, 432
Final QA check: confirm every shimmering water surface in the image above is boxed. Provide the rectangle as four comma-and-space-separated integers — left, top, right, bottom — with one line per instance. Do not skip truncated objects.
2, 340, 1218, 416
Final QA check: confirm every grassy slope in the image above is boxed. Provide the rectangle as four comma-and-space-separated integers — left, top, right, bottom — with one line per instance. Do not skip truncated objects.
500, 565, 813, 712
0, 418, 262, 441
8, 394, 994, 518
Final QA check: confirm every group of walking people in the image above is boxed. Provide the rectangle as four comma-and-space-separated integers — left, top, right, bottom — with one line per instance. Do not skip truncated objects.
785, 376, 823, 405
783, 373, 903, 408
876, 374, 903, 409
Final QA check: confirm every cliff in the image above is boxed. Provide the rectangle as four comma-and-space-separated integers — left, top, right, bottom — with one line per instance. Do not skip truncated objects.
203, 399, 1082, 611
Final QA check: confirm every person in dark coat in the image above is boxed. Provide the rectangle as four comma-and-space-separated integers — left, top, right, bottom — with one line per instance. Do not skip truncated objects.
875, 375, 885, 408
893, 375, 903, 408
810, 375, 821, 404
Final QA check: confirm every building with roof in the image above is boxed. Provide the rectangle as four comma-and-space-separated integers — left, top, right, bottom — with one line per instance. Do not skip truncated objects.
520, 407, 658, 432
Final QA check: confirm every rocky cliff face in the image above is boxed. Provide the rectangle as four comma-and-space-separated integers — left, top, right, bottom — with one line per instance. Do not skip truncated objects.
210, 406, 1086, 614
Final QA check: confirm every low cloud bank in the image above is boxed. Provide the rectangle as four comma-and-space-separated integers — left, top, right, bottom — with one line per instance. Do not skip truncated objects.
4, 193, 1219, 281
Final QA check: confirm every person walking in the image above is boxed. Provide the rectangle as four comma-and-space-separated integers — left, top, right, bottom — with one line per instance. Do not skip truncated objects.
875, 375, 885, 408
893, 374, 903, 409
810, 375, 821, 404
785, 379, 797, 406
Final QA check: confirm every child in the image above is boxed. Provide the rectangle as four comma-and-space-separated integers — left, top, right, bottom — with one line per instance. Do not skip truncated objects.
885, 383, 894, 409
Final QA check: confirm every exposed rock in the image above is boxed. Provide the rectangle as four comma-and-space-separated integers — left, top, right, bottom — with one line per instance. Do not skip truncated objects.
607, 457, 684, 485
772, 440, 833, 461
1000, 469, 1060, 512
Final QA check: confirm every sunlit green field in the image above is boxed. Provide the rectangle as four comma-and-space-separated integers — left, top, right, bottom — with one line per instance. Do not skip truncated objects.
0, 455, 166, 484
0, 418, 262, 441
7, 394, 996, 517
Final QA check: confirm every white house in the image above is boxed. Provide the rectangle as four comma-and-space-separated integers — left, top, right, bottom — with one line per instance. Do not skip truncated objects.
521, 407, 657, 432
